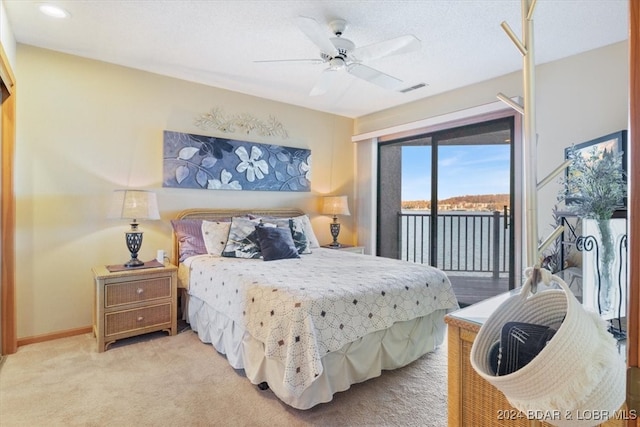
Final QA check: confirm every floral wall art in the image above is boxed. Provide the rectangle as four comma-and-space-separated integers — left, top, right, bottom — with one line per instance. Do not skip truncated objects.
163, 131, 311, 192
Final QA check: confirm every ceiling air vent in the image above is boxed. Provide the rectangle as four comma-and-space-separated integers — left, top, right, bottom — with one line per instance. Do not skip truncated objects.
398, 83, 427, 93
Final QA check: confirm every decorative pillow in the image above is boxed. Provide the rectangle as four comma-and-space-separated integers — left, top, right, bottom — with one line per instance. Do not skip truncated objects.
222, 217, 263, 259
170, 219, 207, 262
255, 226, 300, 261
252, 216, 311, 254
289, 217, 312, 254
494, 322, 557, 376
250, 214, 319, 249
296, 214, 320, 249
201, 220, 231, 256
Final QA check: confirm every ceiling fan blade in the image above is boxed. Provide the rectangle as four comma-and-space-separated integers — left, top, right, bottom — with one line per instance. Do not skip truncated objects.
296, 16, 338, 57
254, 58, 325, 64
347, 63, 403, 90
351, 35, 421, 62
309, 68, 338, 96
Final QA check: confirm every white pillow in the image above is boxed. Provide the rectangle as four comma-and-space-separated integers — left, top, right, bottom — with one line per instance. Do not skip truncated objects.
201, 220, 231, 256
296, 215, 320, 248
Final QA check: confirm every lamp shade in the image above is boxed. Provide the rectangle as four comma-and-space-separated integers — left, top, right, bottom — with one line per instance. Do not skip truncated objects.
321, 195, 350, 216
108, 189, 160, 220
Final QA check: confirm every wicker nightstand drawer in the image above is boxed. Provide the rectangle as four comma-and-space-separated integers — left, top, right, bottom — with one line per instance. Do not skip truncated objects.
105, 303, 172, 337
105, 276, 171, 308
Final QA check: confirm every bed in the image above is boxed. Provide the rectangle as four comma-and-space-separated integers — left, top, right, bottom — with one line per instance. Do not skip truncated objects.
172, 208, 459, 409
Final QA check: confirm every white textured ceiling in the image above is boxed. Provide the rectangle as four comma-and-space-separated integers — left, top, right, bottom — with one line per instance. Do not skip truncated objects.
3, 0, 629, 118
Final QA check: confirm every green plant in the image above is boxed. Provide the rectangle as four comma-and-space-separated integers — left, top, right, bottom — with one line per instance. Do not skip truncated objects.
557, 144, 626, 312
558, 145, 626, 220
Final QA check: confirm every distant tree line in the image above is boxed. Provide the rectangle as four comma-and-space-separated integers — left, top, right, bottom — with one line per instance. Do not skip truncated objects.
402, 194, 510, 211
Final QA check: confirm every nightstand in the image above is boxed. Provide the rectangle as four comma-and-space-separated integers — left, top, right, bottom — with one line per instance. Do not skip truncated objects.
92, 263, 178, 352
321, 244, 365, 254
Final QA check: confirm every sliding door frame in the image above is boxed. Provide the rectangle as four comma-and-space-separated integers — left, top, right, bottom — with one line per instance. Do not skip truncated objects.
371, 106, 523, 285
428, 117, 515, 286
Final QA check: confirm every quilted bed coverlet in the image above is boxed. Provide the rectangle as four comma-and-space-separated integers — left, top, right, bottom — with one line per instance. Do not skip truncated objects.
185, 248, 458, 397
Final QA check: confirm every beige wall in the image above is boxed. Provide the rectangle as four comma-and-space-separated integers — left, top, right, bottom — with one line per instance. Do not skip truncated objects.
15, 45, 355, 339
355, 41, 629, 244
12, 39, 630, 339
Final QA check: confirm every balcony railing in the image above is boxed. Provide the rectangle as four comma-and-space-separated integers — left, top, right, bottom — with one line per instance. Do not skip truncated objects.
398, 211, 509, 278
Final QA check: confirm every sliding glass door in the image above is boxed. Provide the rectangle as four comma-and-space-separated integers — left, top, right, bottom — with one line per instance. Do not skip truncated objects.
378, 117, 515, 306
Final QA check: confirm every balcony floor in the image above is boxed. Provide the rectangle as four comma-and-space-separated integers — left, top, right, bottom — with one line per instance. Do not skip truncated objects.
446, 273, 511, 307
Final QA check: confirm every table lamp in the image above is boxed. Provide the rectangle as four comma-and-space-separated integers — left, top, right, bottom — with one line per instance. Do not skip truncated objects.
321, 195, 350, 247
108, 189, 160, 267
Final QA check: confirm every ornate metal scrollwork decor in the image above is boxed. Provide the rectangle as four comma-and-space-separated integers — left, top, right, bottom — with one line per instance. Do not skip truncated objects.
611, 235, 628, 339
575, 235, 604, 314
194, 107, 289, 139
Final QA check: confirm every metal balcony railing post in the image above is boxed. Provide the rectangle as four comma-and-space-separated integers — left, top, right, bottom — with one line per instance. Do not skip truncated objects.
492, 211, 501, 280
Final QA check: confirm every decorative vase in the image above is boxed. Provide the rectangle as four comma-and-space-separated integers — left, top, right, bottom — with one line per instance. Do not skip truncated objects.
580, 218, 627, 320
596, 219, 615, 316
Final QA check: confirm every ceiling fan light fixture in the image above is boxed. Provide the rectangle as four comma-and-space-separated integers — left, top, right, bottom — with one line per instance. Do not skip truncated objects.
328, 57, 346, 70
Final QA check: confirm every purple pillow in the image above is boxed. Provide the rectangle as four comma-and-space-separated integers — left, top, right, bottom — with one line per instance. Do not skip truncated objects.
171, 219, 207, 262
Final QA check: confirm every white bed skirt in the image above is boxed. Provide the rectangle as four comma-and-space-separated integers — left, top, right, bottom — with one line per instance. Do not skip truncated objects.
188, 294, 447, 410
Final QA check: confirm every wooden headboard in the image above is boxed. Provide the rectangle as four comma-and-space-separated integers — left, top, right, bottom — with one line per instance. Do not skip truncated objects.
171, 208, 306, 265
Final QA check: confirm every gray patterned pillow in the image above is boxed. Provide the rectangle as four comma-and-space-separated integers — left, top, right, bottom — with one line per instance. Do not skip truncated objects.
253, 216, 311, 254
221, 217, 263, 258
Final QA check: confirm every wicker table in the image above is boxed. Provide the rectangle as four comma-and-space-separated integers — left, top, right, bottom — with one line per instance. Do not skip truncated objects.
92, 263, 178, 352
445, 290, 624, 427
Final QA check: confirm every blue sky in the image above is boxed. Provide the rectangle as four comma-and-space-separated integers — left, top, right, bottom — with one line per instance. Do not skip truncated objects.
401, 145, 511, 200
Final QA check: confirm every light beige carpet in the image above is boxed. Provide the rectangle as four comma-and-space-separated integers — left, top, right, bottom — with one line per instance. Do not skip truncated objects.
0, 328, 448, 426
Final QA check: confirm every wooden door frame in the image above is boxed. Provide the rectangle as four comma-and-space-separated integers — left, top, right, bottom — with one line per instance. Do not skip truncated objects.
628, 0, 639, 421
0, 41, 16, 355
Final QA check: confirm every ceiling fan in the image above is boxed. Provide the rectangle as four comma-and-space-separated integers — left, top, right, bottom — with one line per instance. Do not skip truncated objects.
255, 16, 421, 96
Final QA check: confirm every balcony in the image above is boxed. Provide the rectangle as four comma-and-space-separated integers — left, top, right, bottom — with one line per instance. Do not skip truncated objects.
398, 211, 511, 306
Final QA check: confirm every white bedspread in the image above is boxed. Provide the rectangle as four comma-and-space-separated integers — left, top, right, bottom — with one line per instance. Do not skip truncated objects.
184, 248, 458, 397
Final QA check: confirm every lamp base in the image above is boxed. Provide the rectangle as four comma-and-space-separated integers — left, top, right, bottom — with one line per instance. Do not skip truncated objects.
124, 227, 144, 268
329, 218, 341, 248
327, 241, 342, 248
124, 258, 144, 268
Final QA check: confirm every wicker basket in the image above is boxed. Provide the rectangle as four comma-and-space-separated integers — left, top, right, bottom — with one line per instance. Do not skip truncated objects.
470, 267, 625, 427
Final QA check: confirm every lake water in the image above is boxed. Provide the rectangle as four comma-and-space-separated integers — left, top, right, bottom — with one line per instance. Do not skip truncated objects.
399, 210, 509, 275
